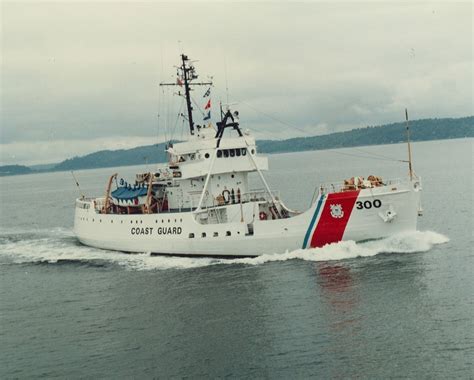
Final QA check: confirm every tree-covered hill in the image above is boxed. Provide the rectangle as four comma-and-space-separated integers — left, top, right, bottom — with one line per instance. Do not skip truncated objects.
53, 116, 472, 171
0, 165, 34, 176
53, 143, 170, 171
257, 116, 473, 153
1, 116, 472, 176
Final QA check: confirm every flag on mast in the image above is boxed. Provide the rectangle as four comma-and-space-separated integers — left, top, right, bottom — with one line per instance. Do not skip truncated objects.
204, 99, 211, 110
203, 111, 211, 120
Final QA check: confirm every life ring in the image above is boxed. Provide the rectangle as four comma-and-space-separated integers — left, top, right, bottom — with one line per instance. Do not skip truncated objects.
222, 189, 231, 204
259, 211, 267, 220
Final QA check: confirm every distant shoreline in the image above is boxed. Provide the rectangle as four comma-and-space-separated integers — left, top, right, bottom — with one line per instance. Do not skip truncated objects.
1, 116, 472, 177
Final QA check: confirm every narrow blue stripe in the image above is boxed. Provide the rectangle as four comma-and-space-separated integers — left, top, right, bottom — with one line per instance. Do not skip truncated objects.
302, 195, 325, 248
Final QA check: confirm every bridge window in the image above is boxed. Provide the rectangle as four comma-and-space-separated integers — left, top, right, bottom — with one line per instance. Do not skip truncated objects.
230, 149, 235, 157
242, 148, 247, 156
217, 150, 222, 158
224, 150, 229, 158
236, 149, 241, 157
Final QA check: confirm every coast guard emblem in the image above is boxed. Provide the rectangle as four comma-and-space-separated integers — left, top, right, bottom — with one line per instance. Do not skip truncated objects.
330, 204, 344, 218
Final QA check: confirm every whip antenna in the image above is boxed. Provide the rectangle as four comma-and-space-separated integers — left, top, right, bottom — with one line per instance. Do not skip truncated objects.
71, 171, 85, 199
405, 108, 414, 180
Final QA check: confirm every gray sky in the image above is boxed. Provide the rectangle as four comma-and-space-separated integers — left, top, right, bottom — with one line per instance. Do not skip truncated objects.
1, 1, 472, 165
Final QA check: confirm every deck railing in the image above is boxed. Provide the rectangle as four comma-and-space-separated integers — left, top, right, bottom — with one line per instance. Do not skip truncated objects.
318, 177, 405, 195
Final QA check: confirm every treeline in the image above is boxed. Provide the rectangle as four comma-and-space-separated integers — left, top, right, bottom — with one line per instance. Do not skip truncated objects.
54, 143, 170, 171
257, 116, 473, 153
0, 165, 33, 176
1, 116, 472, 176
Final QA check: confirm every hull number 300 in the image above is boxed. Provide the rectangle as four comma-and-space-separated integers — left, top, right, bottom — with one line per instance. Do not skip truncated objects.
356, 199, 382, 209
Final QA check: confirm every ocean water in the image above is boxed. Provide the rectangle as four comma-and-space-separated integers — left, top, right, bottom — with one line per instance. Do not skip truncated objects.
0, 138, 472, 378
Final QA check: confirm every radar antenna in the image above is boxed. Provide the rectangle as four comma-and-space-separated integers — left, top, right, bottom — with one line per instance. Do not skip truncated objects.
160, 54, 212, 135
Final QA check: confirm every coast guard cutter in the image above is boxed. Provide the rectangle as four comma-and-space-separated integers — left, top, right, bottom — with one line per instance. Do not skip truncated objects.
74, 54, 423, 256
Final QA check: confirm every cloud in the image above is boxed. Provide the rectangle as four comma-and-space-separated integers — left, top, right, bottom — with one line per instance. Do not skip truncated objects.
1, 2, 472, 165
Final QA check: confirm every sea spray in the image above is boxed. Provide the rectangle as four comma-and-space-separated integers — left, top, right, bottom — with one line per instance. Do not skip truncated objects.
0, 229, 449, 271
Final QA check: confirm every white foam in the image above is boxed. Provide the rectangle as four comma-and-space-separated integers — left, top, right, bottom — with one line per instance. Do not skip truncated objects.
0, 230, 449, 271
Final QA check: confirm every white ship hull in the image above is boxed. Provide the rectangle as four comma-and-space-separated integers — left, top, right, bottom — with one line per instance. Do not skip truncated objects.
74, 178, 421, 257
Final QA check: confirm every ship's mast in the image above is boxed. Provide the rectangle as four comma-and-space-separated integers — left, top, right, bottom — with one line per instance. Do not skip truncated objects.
160, 54, 212, 136
181, 54, 196, 134
405, 108, 414, 180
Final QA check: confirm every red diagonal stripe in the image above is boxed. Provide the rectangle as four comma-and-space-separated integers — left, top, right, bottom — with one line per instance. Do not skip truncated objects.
310, 190, 360, 248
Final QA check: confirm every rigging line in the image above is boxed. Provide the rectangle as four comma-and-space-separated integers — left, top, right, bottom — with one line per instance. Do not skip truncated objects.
212, 86, 406, 163
237, 99, 309, 137
169, 100, 184, 142
157, 84, 163, 143
165, 86, 171, 143
224, 55, 229, 105
213, 86, 311, 137
347, 146, 405, 162
322, 149, 406, 162
190, 95, 205, 117
157, 47, 165, 144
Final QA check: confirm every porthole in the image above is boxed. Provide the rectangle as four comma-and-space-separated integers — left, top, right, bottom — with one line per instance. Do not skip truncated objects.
205, 153, 210, 159
213, 232, 218, 237
131, 221, 133, 224
226, 231, 231, 236
251, 149, 255, 154
202, 232, 206, 238
180, 218, 182, 222
231, 174, 235, 178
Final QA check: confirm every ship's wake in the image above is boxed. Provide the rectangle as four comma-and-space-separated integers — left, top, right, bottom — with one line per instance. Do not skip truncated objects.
0, 228, 449, 271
